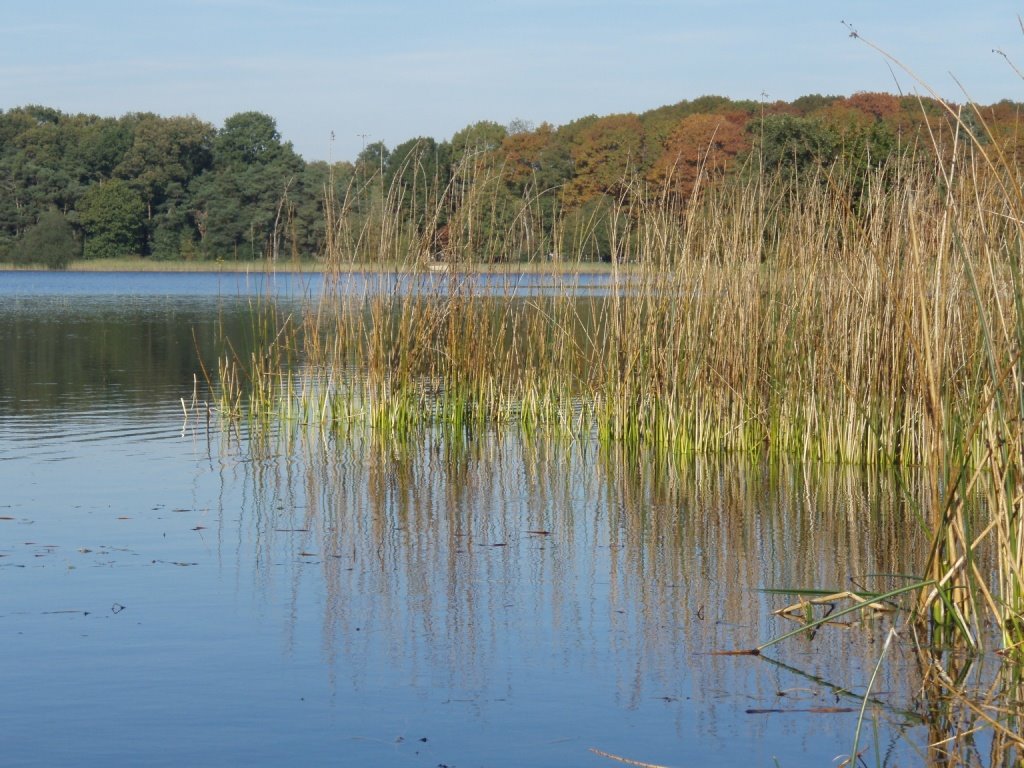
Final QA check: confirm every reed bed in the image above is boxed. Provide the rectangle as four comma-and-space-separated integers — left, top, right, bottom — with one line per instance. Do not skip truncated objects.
208, 106, 1024, 720
222, 148, 1015, 464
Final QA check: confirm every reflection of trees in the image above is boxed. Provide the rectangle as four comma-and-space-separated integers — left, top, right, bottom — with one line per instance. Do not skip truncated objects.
0, 300, 261, 411
207, 425, 949, 753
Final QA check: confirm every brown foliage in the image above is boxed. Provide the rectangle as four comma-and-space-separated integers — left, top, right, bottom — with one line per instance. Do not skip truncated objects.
646, 113, 749, 205
501, 123, 556, 186
562, 114, 645, 208
843, 92, 902, 121
978, 101, 1024, 166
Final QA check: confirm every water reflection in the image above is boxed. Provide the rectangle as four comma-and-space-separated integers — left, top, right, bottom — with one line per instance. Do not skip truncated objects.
202, 419, 935, 762
0, 297, 258, 413
1, 274, 997, 766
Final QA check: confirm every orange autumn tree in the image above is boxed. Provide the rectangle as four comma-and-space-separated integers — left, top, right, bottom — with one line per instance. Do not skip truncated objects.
562, 114, 645, 208
647, 113, 750, 207
500, 122, 568, 188
979, 100, 1024, 168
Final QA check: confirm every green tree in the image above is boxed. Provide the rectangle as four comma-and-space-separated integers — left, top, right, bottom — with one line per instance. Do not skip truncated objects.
355, 141, 389, 179
756, 114, 839, 173
790, 94, 840, 116
450, 120, 507, 166
213, 111, 286, 166
116, 114, 214, 217
190, 112, 304, 259
114, 114, 214, 257
383, 137, 451, 233
77, 179, 145, 259
66, 115, 133, 183
10, 209, 80, 269
6, 107, 82, 216
559, 194, 627, 262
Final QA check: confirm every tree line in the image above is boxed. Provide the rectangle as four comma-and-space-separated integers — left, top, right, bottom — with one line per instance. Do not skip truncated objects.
2, 93, 1022, 268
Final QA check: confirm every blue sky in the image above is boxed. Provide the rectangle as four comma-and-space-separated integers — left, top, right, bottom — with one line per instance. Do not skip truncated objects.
3, 1, 1022, 162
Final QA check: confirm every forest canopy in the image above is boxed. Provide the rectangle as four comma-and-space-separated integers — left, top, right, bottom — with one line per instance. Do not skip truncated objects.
2, 94, 1022, 267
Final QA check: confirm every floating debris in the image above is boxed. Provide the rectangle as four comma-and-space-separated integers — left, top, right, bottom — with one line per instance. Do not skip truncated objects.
745, 707, 856, 714
589, 747, 670, 767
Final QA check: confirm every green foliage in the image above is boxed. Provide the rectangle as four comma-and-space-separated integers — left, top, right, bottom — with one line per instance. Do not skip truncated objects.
148, 204, 196, 261
790, 93, 840, 115
116, 114, 214, 215
450, 121, 507, 163
355, 141, 390, 179
756, 114, 839, 173
68, 115, 133, 182
77, 179, 145, 259
1, 91, 1020, 266
559, 194, 626, 261
9, 209, 80, 269
384, 137, 451, 231
214, 111, 287, 166
191, 112, 305, 260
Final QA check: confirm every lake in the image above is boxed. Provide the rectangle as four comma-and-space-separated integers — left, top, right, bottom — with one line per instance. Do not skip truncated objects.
1, 271, 938, 766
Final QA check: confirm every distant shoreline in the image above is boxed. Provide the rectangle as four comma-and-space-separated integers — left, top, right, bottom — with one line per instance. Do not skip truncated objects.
0, 258, 617, 275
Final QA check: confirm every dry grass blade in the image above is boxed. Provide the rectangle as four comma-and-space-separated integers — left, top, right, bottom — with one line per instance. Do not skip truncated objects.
588, 747, 672, 768
774, 590, 896, 619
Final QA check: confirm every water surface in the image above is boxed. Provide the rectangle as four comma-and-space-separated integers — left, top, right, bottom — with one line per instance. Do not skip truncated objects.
0, 272, 934, 766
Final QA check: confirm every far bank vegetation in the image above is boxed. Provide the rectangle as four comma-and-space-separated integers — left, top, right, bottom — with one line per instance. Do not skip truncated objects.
3, 93, 1023, 268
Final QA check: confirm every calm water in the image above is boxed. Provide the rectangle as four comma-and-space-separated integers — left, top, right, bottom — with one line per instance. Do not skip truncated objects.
1, 272, 936, 766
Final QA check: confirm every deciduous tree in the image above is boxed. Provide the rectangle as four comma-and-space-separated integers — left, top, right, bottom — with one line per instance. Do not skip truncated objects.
9, 209, 80, 269
647, 113, 749, 205
77, 179, 145, 259
563, 114, 644, 208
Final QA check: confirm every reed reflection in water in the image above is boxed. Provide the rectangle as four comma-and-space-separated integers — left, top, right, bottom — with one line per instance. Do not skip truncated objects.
5, 274, 1006, 765
199, 418, 933, 762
